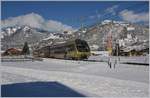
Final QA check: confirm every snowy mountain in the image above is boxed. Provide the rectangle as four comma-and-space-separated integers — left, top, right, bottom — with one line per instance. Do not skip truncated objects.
74, 20, 149, 51
1, 26, 48, 50
1, 26, 75, 50
1, 20, 149, 53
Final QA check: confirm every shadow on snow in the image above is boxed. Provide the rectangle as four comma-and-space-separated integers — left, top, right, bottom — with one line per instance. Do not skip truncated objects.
1, 81, 86, 97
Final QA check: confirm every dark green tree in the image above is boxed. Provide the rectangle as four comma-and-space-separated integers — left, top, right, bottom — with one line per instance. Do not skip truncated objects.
22, 42, 30, 55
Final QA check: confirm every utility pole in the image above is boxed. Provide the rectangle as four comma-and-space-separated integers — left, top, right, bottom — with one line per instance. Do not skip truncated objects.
79, 16, 84, 31
96, 10, 101, 33
79, 16, 85, 39
116, 39, 120, 62
96, 10, 105, 51
107, 31, 112, 56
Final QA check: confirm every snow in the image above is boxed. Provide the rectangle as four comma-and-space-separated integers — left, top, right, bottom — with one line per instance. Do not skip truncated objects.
127, 27, 135, 31
101, 20, 113, 25
1, 32, 4, 38
1, 27, 19, 38
42, 34, 60, 40
66, 31, 73, 35
6, 28, 13, 36
23, 26, 30, 31
101, 20, 130, 27
90, 44, 99, 50
91, 51, 109, 57
1, 56, 149, 97
123, 44, 148, 52
81, 30, 86, 33
119, 39, 125, 47
12, 28, 17, 32
127, 34, 132, 39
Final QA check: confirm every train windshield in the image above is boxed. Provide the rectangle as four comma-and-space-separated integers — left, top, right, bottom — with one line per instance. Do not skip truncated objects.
75, 39, 90, 52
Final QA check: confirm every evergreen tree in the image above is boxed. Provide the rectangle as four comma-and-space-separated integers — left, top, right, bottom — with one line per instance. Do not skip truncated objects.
22, 42, 30, 55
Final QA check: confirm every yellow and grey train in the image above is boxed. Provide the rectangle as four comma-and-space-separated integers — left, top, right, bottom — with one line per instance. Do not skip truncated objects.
33, 39, 91, 60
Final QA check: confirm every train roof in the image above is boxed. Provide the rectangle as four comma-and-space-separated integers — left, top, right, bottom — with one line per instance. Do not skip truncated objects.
38, 39, 87, 49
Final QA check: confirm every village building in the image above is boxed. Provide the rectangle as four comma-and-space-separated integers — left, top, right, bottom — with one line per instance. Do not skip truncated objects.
2, 48, 22, 56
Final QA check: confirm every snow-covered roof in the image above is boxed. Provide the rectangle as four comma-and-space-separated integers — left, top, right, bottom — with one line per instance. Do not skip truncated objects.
122, 44, 148, 52
42, 34, 60, 41
127, 27, 135, 31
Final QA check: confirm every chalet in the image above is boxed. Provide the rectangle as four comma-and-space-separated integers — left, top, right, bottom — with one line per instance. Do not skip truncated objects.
2, 48, 22, 56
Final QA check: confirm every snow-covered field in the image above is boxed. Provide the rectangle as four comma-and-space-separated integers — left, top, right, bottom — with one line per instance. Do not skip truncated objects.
1, 56, 149, 97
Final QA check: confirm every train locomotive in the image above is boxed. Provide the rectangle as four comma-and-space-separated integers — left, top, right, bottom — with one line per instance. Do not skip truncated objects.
33, 39, 91, 60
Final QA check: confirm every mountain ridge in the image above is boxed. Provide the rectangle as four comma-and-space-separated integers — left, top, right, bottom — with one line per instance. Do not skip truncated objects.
1, 20, 149, 52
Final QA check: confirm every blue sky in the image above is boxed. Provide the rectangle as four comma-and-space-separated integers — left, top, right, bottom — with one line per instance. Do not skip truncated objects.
1, 1, 149, 30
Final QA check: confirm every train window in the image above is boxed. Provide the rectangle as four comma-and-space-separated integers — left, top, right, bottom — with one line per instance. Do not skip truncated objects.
66, 44, 75, 51
52, 44, 75, 54
54, 46, 65, 53
76, 40, 90, 52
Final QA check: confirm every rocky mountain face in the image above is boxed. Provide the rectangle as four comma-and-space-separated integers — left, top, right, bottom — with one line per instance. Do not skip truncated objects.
1, 26, 74, 51
1, 20, 149, 52
74, 20, 149, 51
1, 26, 47, 50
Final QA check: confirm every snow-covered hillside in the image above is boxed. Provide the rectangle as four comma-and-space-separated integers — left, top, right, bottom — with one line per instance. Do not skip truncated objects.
1, 26, 47, 50
1, 20, 149, 53
75, 20, 149, 51
1, 26, 74, 50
